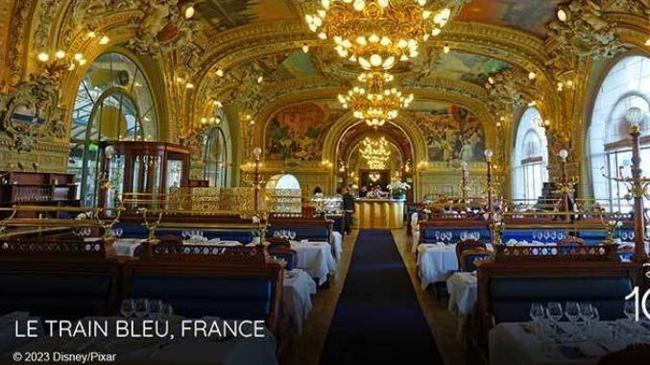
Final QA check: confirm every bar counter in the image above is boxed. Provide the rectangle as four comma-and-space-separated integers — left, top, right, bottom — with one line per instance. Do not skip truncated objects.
354, 199, 405, 229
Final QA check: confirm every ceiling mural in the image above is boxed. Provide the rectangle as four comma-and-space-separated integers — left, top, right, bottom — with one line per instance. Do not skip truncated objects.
265, 102, 341, 161
457, 0, 565, 37
414, 104, 485, 163
418, 51, 510, 84
278, 51, 321, 80
197, 0, 298, 31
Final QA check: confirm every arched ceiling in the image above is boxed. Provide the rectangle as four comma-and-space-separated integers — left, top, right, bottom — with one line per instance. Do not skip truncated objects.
182, 0, 573, 137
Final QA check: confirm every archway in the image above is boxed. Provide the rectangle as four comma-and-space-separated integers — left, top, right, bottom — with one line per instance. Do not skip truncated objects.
334, 121, 416, 200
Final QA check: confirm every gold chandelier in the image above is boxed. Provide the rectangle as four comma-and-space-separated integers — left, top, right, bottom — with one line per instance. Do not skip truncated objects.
305, 0, 464, 70
360, 136, 391, 169
338, 71, 414, 127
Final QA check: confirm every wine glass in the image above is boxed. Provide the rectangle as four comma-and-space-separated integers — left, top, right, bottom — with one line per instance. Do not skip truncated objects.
550, 231, 557, 241
579, 303, 596, 340
543, 231, 551, 242
622, 232, 629, 241
565, 302, 581, 335
290, 231, 296, 240
530, 303, 546, 322
162, 304, 174, 317
148, 299, 164, 320
434, 231, 440, 242
624, 301, 636, 321
134, 298, 149, 318
120, 299, 135, 318
546, 302, 563, 336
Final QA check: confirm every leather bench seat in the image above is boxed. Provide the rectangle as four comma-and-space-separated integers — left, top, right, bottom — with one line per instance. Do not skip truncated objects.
114, 223, 255, 243
490, 276, 632, 323
267, 226, 329, 242
0, 272, 113, 319
126, 275, 273, 320
421, 228, 491, 242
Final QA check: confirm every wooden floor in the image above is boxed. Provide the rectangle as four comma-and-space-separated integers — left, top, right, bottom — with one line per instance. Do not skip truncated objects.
281, 229, 475, 365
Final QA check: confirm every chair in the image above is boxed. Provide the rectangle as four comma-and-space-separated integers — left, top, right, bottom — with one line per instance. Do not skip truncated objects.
598, 343, 650, 365
459, 248, 492, 272
455, 239, 486, 271
268, 245, 298, 270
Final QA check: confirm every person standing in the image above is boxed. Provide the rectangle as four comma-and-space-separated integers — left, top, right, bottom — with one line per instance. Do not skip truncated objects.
342, 187, 355, 235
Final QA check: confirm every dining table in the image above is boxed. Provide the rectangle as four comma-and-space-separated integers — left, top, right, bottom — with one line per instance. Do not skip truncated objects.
289, 240, 337, 286
282, 269, 317, 334
489, 320, 650, 365
417, 243, 459, 289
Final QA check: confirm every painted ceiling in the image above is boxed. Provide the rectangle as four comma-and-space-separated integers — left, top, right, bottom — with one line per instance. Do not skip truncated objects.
456, 0, 565, 38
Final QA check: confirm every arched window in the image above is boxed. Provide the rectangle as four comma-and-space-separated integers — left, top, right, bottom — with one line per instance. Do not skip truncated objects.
512, 107, 549, 205
203, 108, 232, 187
204, 128, 228, 187
589, 56, 650, 212
67, 52, 158, 206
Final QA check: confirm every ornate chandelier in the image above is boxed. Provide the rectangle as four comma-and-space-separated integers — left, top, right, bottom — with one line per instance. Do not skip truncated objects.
338, 72, 414, 127
360, 136, 391, 169
305, 0, 465, 70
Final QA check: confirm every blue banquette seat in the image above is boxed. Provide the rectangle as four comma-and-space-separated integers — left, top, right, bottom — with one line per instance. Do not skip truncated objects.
122, 260, 283, 330
0, 259, 119, 319
478, 261, 637, 333
113, 222, 256, 243
419, 220, 490, 244
267, 218, 332, 242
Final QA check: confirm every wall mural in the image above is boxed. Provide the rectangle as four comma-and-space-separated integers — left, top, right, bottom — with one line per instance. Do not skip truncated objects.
414, 105, 485, 163
265, 103, 339, 161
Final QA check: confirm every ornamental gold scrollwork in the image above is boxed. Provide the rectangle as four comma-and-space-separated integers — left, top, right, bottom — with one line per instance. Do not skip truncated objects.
126, 0, 204, 73
546, 0, 626, 75
0, 75, 67, 152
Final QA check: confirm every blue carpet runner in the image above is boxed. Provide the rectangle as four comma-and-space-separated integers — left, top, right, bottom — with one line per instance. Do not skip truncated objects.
319, 229, 444, 365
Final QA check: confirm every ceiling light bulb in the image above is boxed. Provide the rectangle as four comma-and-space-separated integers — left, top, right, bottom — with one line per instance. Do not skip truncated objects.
302, 43, 310, 53
215, 68, 224, 77
86, 31, 96, 38
99, 35, 110, 45
74, 53, 83, 61
557, 9, 567, 22
528, 71, 537, 80
186, 82, 194, 89
184, 5, 195, 19
257, 75, 264, 84
37, 52, 50, 62
646, 38, 650, 46
443, 44, 450, 54
55, 50, 66, 59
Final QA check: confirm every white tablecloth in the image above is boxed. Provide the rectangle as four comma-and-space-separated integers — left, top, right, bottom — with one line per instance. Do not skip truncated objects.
330, 231, 343, 261
417, 243, 458, 289
489, 322, 641, 365
410, 213, 420, 254
282, 269, 317, 334
447, 272, 478, 316
290, 241, 336, 286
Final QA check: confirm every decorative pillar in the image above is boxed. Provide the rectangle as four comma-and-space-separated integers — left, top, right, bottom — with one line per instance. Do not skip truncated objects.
629, 125, 647, 262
